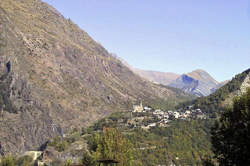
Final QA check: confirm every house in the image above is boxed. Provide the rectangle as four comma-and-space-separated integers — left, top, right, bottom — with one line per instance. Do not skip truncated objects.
196, 109, 202, 113
163, 114, 169, 119
173, 112, 180, 119
168, 110, 173, 115
159, 122, 166, 127
161, 119, 169, 124
144, 106, 152, 111
148, 123, 156, 127
153, 109, 164, 115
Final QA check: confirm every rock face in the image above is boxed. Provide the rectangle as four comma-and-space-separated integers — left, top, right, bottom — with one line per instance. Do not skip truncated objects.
169, 70, 219, 97
0, 0, 191, 154
239, 74, 250, 94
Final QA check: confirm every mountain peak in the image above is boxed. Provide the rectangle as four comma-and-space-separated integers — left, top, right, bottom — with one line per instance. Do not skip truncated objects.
191, 69, 207, 73
187, 69, 218, 85
169, 69, 219, 96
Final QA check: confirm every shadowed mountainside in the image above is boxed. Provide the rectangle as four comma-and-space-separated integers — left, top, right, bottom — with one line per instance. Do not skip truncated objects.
169, 69, 220, 96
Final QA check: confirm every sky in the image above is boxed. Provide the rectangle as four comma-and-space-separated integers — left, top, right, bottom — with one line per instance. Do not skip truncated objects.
43, 0, 250, 82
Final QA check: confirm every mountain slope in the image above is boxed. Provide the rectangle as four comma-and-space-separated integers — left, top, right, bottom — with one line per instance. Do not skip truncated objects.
169, 70, 219, 96
187, 69, 218, 85
178, 68, 250, 114
0, 0, 192, 154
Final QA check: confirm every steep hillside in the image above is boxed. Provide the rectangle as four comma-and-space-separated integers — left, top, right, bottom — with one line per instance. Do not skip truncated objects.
170, 70, 219, 96
178, 68, 250, 114
0, 0, 192, 154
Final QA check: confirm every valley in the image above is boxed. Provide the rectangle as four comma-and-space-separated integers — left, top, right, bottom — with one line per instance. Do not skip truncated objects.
0, 0, 192, 156
0, 0, 249, 166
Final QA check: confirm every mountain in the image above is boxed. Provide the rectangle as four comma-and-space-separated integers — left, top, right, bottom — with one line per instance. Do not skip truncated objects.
0, 0, 192, 154
111, 54, 180, 85
169, 69, 220, 96
178, 68, 250, 114
132, 69, 180, 85
114, 55, 223, 97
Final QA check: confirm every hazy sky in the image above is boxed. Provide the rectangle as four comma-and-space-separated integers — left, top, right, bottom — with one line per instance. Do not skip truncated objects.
43, 0, 250, 82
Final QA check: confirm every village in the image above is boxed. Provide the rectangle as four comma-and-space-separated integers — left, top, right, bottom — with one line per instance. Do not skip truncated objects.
126, 102, 207, 130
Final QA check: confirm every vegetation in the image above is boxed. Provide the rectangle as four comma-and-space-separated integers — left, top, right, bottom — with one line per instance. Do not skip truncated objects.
211, 88, 250, 165
147, 84, 196, 110
0, 155, 33, 166
0, 156, 16, 166
91, 128, 134, 166
80, 112, 215, 166
62, 160, 72, 166
47, 136, 69, 152
16, 156, 33, 166
130, 120, 214, 165
81, 151, 96, 166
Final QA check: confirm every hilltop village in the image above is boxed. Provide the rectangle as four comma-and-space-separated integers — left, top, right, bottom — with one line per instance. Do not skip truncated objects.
128, 102, 207, 130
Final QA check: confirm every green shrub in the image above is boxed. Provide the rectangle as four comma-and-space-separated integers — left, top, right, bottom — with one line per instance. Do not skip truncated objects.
0, 156, 16, 166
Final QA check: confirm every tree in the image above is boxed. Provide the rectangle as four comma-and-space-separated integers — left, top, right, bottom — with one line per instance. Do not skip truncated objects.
81, 151, 96, 166
93, 128, 134, 166
211, 88, 250, 165
0, 156, 16, 166
16, 155, 33, 166
62, 159, 72, 166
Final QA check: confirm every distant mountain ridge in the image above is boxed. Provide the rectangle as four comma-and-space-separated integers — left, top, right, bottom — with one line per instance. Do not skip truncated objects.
114, 55, 226, 96
132, 68, 180, 85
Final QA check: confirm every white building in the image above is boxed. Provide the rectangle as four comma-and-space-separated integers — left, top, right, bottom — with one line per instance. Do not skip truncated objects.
133, 102, 143, 112
153, 109, 164, 115
173, 112, 180, 119
144, 106, 152, 111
